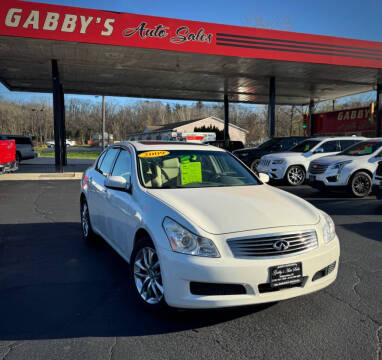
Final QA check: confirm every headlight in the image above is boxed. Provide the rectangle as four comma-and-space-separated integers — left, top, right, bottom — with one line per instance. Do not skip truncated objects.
330, 160, 352, 172
321, 211, 336, 244
162, 217, 220, 258
272, 159, 284, 164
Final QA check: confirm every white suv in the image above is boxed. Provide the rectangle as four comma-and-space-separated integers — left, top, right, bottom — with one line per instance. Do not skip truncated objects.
80, 141, 339, 310
257, 137, 365, 186
307, 139, 382, 197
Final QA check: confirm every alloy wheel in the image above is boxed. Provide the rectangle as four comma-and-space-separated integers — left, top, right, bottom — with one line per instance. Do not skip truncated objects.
352, 173, 371, 197
287, 166, 305, 185
134, 247, 164, 305
250, 159, 260, 172
81, 202, 89, 238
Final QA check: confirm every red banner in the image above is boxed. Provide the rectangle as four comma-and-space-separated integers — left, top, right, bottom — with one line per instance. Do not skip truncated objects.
313, 107, 377, 134
1, 0, 382, 69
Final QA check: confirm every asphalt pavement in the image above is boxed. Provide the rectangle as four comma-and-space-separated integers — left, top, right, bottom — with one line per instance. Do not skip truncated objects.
0, 181, 381, 360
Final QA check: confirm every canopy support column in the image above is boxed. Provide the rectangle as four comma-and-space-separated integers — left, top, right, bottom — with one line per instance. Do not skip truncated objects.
309, 99, 315, 136
51, 60, 66, 172
268, 77, 275, 138
224, 93, 229, 145
377, 84, 382, 137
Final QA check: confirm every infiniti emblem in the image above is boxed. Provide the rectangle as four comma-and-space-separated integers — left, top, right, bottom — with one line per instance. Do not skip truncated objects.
273, 240, 290, 251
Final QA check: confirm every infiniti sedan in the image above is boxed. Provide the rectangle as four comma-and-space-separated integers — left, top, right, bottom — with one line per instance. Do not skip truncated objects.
80, 141, 339, 309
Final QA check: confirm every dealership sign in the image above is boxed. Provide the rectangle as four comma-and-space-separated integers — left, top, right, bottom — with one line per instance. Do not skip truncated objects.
313, 106, 376, 134
2, 0, 382, 69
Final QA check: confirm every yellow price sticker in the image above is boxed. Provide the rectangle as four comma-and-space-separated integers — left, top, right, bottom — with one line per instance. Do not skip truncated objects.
138, 151, 170, 158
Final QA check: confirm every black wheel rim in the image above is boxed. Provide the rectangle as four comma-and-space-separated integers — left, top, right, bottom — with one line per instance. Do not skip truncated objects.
353, 175, 371, 196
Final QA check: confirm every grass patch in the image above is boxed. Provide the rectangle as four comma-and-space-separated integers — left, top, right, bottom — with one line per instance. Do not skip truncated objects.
39, 151, 101, 159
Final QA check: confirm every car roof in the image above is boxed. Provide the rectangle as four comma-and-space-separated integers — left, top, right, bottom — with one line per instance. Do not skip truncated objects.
117, 140, 226, 152
307, 136, 367, 141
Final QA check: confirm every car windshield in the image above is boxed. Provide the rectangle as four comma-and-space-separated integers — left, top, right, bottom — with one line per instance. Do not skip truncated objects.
339, 141, 382, 156
289, 140, 321, 153
137, 150, 260, 189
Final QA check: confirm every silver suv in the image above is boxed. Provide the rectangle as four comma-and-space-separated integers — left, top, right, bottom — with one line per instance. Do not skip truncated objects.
0, 135, 36, 164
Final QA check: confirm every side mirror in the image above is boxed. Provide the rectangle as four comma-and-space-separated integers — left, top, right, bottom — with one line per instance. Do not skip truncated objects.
314, 147, 324, 154
104, 175, 131, 192
258, 172, 270, 183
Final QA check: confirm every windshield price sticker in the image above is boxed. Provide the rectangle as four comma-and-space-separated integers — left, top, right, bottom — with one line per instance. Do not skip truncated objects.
138, 151, 169, 158
181, 161, 202, 185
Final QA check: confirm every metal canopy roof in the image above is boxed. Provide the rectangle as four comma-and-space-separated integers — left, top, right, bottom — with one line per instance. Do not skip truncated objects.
1, 0, 382, 105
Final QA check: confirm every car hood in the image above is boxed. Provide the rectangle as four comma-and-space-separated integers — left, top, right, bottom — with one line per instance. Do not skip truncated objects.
311, 155, 356, 165
147, 185, 320, 235
262, 152, 305, 160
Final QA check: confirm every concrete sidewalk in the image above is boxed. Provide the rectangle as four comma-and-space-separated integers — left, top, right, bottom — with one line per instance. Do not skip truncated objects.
0, 157, 93, 181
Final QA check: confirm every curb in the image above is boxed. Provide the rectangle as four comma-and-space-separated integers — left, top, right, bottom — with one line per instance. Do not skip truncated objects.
0, 172, 83, 181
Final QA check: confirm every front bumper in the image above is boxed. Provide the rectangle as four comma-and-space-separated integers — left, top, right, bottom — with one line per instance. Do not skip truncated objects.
307, 167, 350, 187
159, 236, 340, 309
257, 163, 287, 180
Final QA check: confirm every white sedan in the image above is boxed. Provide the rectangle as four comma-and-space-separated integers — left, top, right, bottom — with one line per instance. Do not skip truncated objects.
80, 141, 339, 309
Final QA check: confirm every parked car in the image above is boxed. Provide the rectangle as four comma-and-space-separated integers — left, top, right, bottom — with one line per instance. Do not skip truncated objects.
233, 137, 308, 171
46, 139, 76, 147
0, 139, 18, 173
372, 160, 382, 199
0, 134, 36, 164
206, 140, 244, 152
307, 139, 382, 197
80, 141, 339, 310
257, 137, 365, 186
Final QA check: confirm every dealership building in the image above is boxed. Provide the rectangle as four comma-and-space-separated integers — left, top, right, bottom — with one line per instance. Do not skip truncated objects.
127, 116, 248, 143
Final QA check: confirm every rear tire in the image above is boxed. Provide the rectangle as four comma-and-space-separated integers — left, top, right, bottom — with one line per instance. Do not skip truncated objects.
286, 166, 305, 186
349, 171, 372, 198
130, 236, 166, 311
80, 198, 96, 241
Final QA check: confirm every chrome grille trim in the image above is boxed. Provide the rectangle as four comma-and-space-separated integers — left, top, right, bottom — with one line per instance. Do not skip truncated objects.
308, 162, 329, 174
227, 230, 318, 258
260, 159, 271, 167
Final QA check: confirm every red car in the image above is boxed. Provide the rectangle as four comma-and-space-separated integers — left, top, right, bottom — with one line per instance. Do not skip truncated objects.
0, 139, 18, 174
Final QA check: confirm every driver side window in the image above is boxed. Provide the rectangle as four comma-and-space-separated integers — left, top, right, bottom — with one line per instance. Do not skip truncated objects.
321, 140, 339, 153
112, 150, 132, 180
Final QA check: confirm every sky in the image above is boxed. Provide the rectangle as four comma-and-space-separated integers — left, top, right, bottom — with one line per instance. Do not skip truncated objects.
1, 0, 381, 106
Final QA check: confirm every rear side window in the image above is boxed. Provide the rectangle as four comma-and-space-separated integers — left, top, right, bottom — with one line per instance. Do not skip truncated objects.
96, 150, 108, 171
321, 140, 339, 152
15, 137, 32, 145
98, 148, 120, 176
339, 140, 360, 151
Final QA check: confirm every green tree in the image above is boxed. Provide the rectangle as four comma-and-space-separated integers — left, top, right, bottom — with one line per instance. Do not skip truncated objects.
194, 125, 224, 140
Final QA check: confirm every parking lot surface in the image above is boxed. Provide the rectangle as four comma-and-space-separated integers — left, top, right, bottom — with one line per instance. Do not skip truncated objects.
0, 180, 381, 360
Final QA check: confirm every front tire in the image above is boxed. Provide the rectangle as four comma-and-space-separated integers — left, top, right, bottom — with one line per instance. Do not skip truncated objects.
250, 159, 260, 172
286, 165, 305, 186
349, 171, 372, 198
130, 237, 165, 310
80, 198, 95, 241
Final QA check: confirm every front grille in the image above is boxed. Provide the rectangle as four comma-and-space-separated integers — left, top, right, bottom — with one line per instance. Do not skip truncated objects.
376, 161, 382, 176
309, 162, 329, 174
260, 159, 271, 167
227, 230, 318, 258
190, 282, 246, 296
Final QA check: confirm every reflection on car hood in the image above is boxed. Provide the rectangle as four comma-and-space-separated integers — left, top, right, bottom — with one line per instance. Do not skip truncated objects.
147, 185, 319, 235
311, 155, 355, 165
